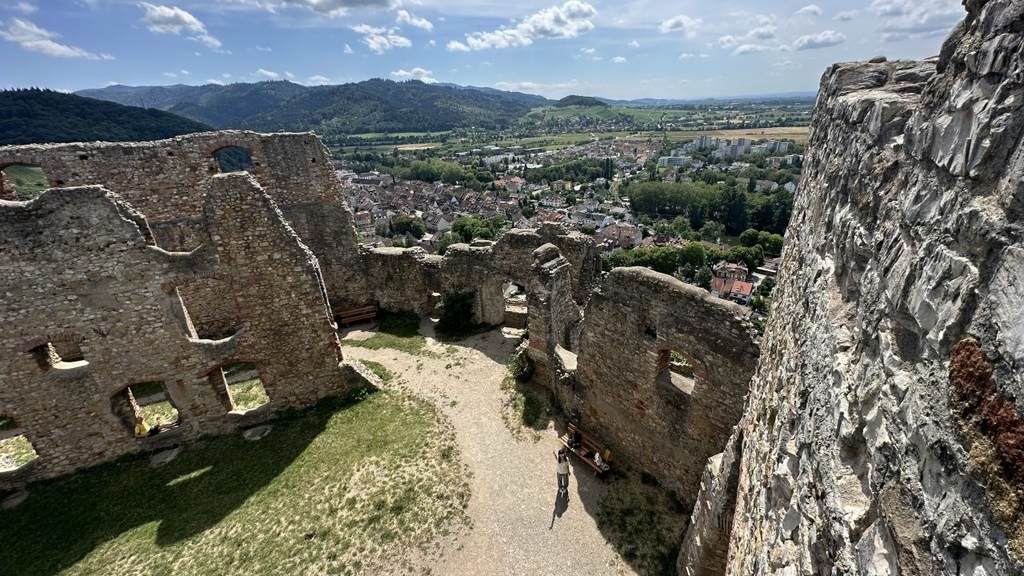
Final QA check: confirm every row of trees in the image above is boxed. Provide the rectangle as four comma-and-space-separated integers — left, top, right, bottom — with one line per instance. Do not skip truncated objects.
626, 180, 792, 236
603, 240, 769, 276
524, 157, 612, 184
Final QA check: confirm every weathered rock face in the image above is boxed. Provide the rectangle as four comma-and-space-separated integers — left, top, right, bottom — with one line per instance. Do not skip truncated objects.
694, 2, 1024, 574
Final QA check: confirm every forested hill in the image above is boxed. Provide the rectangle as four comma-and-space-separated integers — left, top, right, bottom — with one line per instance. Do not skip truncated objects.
0, 88, 212, 146
77, 79, 539, 135
555, 95, 608, 108
76, 81, 308, 128
239, 79, 534, 134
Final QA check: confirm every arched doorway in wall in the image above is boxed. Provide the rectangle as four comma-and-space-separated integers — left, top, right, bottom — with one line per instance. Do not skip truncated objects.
209, 362, 270, 414
0, 162, 53, 200
211, 146, 255, 174
0, 415, 39, 472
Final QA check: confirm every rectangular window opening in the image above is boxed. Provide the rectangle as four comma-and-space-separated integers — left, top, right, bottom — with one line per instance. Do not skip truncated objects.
0, 416, 39, 472
221, 362, 270, 414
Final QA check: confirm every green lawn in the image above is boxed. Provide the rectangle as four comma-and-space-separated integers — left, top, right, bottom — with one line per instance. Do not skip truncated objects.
339, 310, 432, 356
0, 390, 468, 576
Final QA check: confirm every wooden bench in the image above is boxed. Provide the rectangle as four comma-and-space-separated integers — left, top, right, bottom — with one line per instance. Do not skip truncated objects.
558, 422, 611, 475
337, 305, 377, 326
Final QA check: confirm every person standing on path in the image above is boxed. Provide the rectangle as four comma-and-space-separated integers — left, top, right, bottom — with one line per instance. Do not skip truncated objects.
555, 448, 570, 494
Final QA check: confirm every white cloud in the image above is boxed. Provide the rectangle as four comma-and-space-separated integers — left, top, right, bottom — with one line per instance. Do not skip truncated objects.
256, 68, 279, 78
869, 0, 961, 42
223, 0, 393, 17
396, 9, 432, 31
0, 17, 113, 59
834, 10, 857, 21
447, 1, 596, 51
747, 25, 776, 40
659, 14, 701, 38
580, 47, 594, 54
255, 45, 272, 51
390, 67, 437, 83
162, 71, 177, 78
14, 2, 36, 14
611, 56, 626, 63
678, 52, 695, 59
139, 3, 221, 49
307, 75, 330, 85
792, 30, 846, 50
772, 60, 794, 68
180, 69, 189, 74
794, 4, 822, 17
733, 44, 773, 55
285, 71, 295, 79
343, 43, 353, 54
427, 39, 435, 46
351, 24, 411, 54
207, 78, 224, 85
628, 40, 639, 48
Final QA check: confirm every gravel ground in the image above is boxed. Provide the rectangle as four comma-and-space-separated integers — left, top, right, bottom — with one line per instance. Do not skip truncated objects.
341, 317, 635, 576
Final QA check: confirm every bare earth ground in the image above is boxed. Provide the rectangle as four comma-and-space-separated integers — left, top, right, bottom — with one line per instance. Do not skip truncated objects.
341, 317, 636, 576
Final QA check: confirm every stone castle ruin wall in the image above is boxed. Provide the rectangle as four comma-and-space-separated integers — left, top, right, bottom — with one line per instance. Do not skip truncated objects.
0, 129, 762, 548
0, 173, 371, 490
527, 266, 760, 508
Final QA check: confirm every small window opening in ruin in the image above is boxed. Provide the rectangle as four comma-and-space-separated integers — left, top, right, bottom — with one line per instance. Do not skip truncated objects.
27, 339, 89, 374
1, 163, 50, 200
215, 362, 270, 414
110, 382, 182, 437
656, 349, 698, 396
0, 416, 39, 472
645, 325, 658, 339
212, 146, 255, 174
503, 281, 528, 316
78, 154, 88, 160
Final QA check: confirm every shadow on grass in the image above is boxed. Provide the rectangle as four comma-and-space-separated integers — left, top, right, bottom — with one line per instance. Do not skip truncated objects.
0, 396, 356, 576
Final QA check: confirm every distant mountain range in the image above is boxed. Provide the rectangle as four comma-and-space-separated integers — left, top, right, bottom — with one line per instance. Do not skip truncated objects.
0, 88, 212, 146
75, 80, 817, 137
77, 80, 543, 136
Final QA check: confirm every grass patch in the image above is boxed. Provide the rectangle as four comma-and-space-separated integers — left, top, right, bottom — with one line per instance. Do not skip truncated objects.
358, 360, 394, 384
139, 400, 179, 427
0, 391, 469, 576
227, 378, 270, 412
499, 376, 555, 442
340, 310, 431, 356
2, 165, 48, 199
0, 435, 38, 470
597, 471, 690, 576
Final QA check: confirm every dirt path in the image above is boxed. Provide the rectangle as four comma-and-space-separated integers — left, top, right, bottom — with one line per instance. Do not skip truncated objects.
341, 318, 634, 575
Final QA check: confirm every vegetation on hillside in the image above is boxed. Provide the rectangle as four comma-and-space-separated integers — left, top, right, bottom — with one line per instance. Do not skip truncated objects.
554, 95, 608, 108
0, 88, 211, 145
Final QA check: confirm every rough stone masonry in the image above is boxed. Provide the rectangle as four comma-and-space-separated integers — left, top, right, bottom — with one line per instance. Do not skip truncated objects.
680, 0, 1024, 574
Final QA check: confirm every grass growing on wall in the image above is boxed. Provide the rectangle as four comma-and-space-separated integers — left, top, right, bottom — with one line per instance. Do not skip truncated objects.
0, 391, 469, 576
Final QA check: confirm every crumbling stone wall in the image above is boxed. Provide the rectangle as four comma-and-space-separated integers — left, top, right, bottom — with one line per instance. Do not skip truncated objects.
0, 131, 366, 308
0, 174, 371, 490
358, 224, 602, 326
529, 265, 759, 508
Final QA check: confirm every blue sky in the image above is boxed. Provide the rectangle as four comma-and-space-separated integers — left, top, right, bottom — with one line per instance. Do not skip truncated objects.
1, 0, 964, 100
